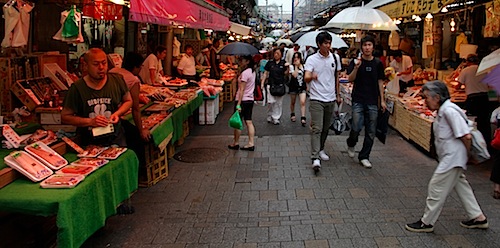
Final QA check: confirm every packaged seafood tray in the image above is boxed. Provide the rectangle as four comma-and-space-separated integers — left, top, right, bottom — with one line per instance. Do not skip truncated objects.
98, 147, 127, 160
40, 174, 85, 189
56, 165, 96, 176
4, 151, 53, 182
70, 158, 109, 167
25, 141, 68, 170
77, 145, 107, 158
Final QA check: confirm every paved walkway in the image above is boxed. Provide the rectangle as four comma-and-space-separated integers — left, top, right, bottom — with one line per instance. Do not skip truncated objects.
83, 130, 500, 247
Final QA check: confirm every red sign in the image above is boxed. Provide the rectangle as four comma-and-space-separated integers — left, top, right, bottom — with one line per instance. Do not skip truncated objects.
83, 0, 123, 20
129, 0, 230, 31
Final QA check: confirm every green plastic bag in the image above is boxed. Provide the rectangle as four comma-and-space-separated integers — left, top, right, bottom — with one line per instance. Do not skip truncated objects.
62, 8, 79, 38
229, 111, 243, 130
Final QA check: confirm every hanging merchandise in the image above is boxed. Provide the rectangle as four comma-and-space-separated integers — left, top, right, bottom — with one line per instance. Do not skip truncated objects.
83, 19, 93, 44
388, 30, 400, 50
173, 37, 181, 57
2, 0, 35, 48
484, 1, 500, 38
455, 32, 468, 54
53, 6, 84, 44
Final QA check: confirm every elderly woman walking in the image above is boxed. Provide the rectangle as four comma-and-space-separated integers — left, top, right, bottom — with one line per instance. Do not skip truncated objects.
405, 81, 488, 233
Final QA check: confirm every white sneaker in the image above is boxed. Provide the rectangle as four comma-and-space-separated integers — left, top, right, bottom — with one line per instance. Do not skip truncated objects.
312, 159, 321, 169
319, 150, 330, 161
347, 147, 355, 158
267, 116, 272, 123
360, 159, 372, 168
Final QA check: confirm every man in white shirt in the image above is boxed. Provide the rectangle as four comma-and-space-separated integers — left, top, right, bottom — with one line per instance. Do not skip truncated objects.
139, 45, 167, 85
285, 43, 300, 64
390, 50, 413, 93
177, 45, 197, 81
304, 31, 341, 172
195, 47, 210, 66
458, 54, 491, 144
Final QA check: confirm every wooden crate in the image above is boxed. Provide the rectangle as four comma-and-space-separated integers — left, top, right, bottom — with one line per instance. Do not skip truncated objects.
139, 134, 172, 187
175, 120, 190, 146
394, 103, 411, 139
409, 114, 433, 152
222, 83, 234, 102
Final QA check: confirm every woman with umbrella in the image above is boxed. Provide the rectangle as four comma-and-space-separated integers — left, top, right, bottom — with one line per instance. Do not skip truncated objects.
261, 48, 289, 125
228, 55, 257, 151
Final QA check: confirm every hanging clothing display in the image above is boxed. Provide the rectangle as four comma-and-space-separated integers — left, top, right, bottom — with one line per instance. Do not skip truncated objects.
455, 32, 468, 54
2, 0, 34, 48
484, 1, 500, 38
173, 37, 181, 57
388, 31, 400, 50
53, 6, 84, 44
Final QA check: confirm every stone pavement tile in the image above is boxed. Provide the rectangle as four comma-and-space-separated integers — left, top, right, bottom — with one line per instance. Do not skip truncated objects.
269, 200, 288, 212
257, 242, 281, 248
442, 235, 474, 248
328, 239, 354, 247
176, 227, 203, 243
377, 222, 406, 236
278, 190, 297, 200
280, 241, 305, 248
269, 226, 292, 242
355, 223, 383, 237
304, 240, 329, 248
306, 199, 327, 211
284, 170, 301, 178
222, 227, 246, 242
234, 243, 257, 248
375, 237, 402, 247
198, 227, 225, 244
260, 190, 278, 201
301, 179, 321, 189
290, 224, 315, 241
246, 227, 269, 243
223, 192, 242, 201
251, 181, 269, 191
312, 223, 337, 239
313, 189, 334, 199
189, 202, 211, 214
241, 191, 260, 201
234, 182, 252, 191
268, 180, 286, 190
331, 188, 352, 199
464, 233, 500, 247
418, 235, 452, 248
295, 189, 314, 199
343, 198, 368, 209
259, 221, 280, 227
288, 200, 308, 211
229, 201, 249, 213
350, 237, 377, 247
209, 241, 234, 248
208, 201, 230, 213
249, 200, 269, 213
325, 199, 347, 210
349, 188, 369, 198
204, 191, 224, 202
334, 223, 361, 238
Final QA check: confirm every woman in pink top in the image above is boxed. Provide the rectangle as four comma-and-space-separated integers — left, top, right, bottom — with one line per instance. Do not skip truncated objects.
228, 55, 256, 151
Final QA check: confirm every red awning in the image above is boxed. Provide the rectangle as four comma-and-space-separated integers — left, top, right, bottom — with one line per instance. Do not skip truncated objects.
82, 0, 123, 20
129, 0, 230, 31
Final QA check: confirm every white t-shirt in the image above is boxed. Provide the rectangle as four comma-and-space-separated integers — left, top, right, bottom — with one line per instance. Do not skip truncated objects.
458, 65, 488, 96
177, 54, 196, 76
304, 51, 341, 102
139, 54, 163, 85
433, 100, 470, 173
390, 55, 413, 82
109, 68, 140, 90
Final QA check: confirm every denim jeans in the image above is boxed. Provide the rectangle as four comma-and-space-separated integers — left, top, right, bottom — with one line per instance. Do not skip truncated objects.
346, 102, 378, 160
309, 100, 335, 160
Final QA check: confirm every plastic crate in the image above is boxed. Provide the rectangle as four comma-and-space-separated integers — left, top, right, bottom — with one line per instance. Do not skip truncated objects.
139, 140, 170, 187
199, 96, 218, 125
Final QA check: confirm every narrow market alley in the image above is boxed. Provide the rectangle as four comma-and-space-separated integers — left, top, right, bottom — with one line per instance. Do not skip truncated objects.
81, 98, 500, 248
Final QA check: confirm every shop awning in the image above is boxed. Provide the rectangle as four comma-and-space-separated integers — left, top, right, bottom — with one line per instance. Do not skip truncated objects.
229, 22, 252, 35
129, 0, 230, 31
364, 0, 397, 8
378, 0, 456, 18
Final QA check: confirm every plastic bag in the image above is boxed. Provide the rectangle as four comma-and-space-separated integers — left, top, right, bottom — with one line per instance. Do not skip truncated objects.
229, 111, 243, 130
491, 128, 500, 150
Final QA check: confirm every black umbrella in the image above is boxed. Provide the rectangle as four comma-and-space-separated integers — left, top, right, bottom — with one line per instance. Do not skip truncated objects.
218, 42, 259, 55
290, 31, 308, 42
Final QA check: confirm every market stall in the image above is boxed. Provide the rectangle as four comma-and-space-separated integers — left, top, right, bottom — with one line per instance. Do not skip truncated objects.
0, 149, 138, 248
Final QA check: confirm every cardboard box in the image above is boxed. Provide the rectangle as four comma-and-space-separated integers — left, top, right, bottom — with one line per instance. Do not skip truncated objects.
43, 63, 71, 90
0, 167, 19, 188
11, 80, 42, 111
42, 125, 77, 132
36, 107, 62, 125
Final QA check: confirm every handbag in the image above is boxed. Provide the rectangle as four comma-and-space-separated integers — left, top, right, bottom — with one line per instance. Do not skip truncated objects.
451, 105, 490, 163
254, 84, 263, 101
491, 128, 500, 150
269, 83, 286, 96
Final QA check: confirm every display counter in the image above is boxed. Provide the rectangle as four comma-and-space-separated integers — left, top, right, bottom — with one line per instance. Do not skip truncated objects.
0, 150, 139, 248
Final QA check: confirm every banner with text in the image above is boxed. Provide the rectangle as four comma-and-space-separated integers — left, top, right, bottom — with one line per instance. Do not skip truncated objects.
379, 0, 456, 18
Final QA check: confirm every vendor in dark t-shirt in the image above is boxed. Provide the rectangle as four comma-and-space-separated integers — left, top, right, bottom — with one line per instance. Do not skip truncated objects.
62, 48, 133, 146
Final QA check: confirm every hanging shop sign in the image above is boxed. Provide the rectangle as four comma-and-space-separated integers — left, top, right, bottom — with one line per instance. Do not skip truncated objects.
129, 0, 230, 31
83, 0, 123, 20
379, 0, 456, 18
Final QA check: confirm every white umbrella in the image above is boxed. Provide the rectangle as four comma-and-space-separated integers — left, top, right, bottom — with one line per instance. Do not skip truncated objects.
477, 48, 500, 75
295, 31, 348, 48
276, 39, 293, 46
269, 29, 285, 37
322, 7, 399, 31
260, 37, 275, 44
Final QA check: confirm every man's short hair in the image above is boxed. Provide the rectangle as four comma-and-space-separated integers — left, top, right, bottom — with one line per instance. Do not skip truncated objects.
185, 45, 193, 51
122, 52, 144, 72
316, 31, 332, 46
83, 48, 106, 63
466, 54, 480, 64
393, 50, 403, 58
361, 35, 375, 46
155, 45, 167, 54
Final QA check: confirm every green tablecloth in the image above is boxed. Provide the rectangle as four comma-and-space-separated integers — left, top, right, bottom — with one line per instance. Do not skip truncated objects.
0, 150, 139, 248
171, 93, 203, 143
